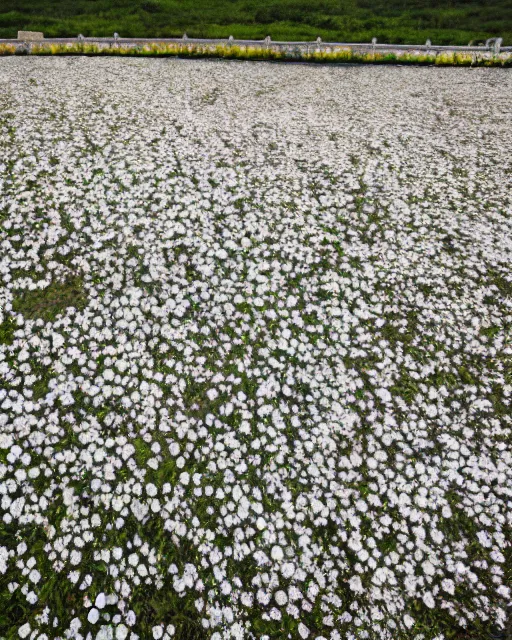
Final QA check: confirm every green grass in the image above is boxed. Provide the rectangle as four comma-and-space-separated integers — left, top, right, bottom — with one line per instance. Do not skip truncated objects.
11, 275, 88, 322
0, 0, 511, 45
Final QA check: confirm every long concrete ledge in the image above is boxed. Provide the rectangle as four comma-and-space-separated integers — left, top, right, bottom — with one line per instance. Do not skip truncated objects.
0, 34, 510, 63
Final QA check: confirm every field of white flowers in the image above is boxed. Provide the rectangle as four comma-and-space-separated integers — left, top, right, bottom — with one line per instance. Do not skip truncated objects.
0, 57, 511, 640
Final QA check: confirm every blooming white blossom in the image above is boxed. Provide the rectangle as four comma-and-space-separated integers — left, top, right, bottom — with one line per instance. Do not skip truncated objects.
95, 592, 106, 609
0, 57, 510, 640
87, 608, 100, 624
271, 546, 284, 562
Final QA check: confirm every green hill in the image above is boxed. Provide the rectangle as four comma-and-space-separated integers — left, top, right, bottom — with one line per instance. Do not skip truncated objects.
1, 0, 511, 45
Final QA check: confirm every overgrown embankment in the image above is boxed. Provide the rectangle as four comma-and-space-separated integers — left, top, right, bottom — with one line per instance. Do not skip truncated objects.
1, 40, 511, 66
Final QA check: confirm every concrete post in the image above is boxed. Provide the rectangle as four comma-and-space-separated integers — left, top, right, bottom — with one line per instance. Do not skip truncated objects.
17, 31, 44, 41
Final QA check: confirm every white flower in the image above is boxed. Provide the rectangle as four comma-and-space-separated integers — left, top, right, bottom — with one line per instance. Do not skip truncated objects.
281, 563, 295, 579
207, 389, 218, 401
52, 333, 65, 349
18, 623, 31, 638
477, 531, 492, 548
87, 608, 100, 624
348, 576, 364, 593
68, 571, 80, 584
128, 553, 139, 567
115, 625, 129, 640
146, 483, 158, 497
441, 579, 455, 595
375, 388, 392, 403
28, 569, 40, 583
95, 592, 106, 609
125, 610, 136, 626
0, 547, 9, 574
422, 592, 435, 609
403, 614, 415, 628
271, 546, 283, 562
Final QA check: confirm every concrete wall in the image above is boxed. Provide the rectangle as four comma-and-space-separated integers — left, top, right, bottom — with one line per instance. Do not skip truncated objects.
1, 34, 510, 63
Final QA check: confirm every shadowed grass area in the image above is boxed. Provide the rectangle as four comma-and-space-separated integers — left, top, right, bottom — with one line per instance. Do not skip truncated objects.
0, 314, 16, 345
0, 0, 511, 45
11, 275, 88, 322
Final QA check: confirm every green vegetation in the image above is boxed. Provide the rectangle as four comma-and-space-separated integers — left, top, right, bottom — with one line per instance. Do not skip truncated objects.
0, 0, 511, 45
11, 275, 87, 322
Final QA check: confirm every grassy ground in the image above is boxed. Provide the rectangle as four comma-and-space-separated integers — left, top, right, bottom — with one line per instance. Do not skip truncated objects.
0, 57, 511, 640
0, 0, 511, 45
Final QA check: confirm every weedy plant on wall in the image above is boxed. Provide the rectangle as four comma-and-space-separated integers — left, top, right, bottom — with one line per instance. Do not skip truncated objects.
0, 41, 510, 66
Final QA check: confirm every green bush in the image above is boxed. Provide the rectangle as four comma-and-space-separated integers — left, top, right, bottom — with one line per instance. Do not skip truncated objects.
0, 0, 511, 43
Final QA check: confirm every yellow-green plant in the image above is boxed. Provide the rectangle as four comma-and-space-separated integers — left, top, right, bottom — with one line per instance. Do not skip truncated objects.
0, 44, 16, 55
4, 40, 510, 66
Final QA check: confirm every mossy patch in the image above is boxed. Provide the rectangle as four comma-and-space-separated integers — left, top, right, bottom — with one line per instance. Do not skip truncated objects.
12, 275, 88, 322
0, 315, 16, 345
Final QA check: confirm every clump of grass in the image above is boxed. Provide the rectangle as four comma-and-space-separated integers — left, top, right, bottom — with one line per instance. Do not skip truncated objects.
0, 44, 16, 56
0, 314, 16, 345
12, 275, 88, 322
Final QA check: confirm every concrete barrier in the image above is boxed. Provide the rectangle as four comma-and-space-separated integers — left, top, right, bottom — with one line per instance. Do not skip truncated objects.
17, 31, 44, 41
0, 32, 510, 64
